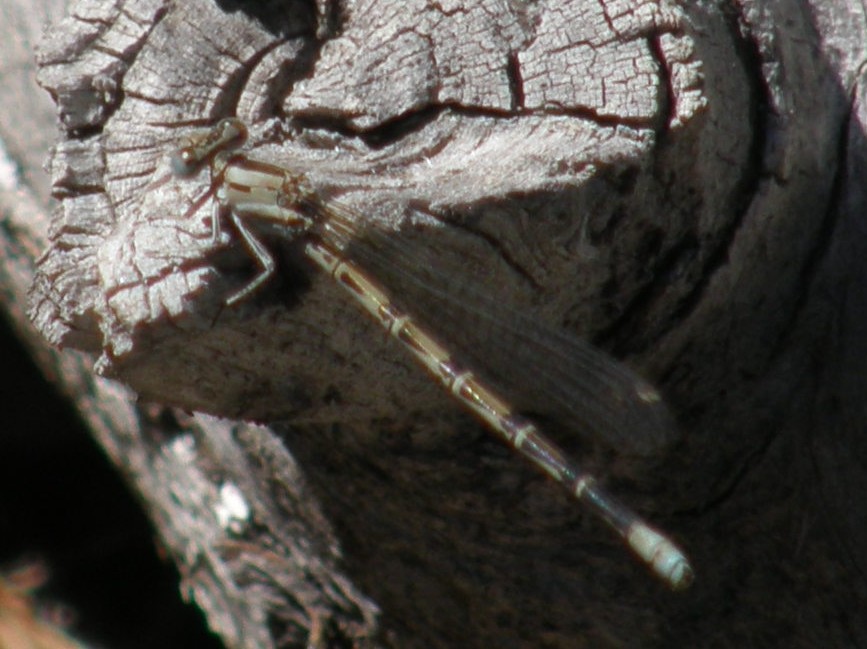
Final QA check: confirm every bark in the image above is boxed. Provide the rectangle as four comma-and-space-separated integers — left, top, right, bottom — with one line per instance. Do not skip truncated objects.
4, 0, 867, 647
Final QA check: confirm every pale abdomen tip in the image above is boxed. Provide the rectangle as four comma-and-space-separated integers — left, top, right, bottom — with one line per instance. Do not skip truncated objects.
627, 522, 694, 590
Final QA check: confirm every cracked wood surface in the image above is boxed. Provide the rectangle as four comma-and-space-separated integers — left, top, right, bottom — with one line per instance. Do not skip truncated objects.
4, 0, 867, 647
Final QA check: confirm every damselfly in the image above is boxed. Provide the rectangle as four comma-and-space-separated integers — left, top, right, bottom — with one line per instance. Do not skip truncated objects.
168, 118, 693, 590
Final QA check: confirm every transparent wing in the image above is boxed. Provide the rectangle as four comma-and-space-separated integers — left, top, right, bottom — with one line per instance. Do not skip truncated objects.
312, 199, 678, 456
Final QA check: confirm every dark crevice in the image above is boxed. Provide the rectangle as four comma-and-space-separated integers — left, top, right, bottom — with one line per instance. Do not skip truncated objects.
72, 14, 112, 28
518, 103, 656, 130
122, 90, 189, 107
0, 314, 222, 649
214, 37, 303, 120
50, 184, 106, 198
259, 43, 321, 121
659, 4, 769, 324
647, 34, 674, 137
506, 51, 525, 111
149, 117, 227, 129
215, 0, 318, 39
316, 0, 348, 39
290, 104, 447, 149
612, 6, 770, 360
291, 99, 655, 151
66, 123, 104, 141
171, 5, 322, 123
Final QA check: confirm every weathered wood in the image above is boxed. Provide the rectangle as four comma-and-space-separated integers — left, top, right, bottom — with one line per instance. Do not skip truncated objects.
2, 1, 379, 647
5, 0, 867, 647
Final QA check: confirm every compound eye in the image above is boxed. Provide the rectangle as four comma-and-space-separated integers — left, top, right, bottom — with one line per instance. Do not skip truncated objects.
170, 147, 199, 178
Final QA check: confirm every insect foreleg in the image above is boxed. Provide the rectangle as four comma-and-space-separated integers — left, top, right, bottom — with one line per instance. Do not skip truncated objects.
225, 210, 277, 306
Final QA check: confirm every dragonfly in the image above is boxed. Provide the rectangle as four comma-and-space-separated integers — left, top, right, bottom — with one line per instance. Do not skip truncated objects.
167, 117, 694, 590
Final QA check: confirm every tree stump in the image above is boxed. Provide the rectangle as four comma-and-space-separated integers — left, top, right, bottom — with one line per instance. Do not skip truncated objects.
5, 0, 867, 647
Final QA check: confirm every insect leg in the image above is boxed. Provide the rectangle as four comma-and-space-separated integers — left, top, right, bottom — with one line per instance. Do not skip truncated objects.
225, 211, 276, 305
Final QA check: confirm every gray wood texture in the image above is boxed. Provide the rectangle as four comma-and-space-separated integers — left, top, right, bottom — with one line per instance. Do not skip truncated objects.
4, 0, 867, 647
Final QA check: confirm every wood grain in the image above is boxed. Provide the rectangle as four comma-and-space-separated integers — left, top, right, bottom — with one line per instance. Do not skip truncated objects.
4, 0, 867, 647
